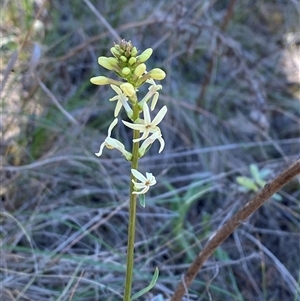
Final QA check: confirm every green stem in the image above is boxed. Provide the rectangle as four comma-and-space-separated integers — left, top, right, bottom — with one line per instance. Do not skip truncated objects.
123, 103, 140, 301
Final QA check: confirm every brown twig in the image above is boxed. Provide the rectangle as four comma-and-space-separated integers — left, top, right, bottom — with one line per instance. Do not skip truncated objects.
170, 158, 300, 301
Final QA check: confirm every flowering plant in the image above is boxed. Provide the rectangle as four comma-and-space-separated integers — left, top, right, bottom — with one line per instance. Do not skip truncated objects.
90, 40, 167, 301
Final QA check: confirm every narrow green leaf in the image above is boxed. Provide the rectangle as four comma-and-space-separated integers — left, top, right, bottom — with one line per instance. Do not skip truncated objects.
139, 194, 146, 207
236, 176, 258, 192
250, 164, 261, 183
130, 267, 159, 300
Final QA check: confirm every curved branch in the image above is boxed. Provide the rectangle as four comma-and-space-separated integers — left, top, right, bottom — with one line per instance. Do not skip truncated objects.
171, 159, 300, 301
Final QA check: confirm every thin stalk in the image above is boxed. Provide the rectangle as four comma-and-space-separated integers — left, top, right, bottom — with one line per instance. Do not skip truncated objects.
123, 103, 141, 301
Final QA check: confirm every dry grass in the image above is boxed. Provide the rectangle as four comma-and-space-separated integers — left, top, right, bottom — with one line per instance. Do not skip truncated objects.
1, 0, 299, 300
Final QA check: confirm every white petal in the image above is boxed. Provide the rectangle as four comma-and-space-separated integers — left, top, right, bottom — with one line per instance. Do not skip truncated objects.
145, 173, 156, 185
109, 95, 119, 102
132, 190, 143, 195
122, 120, 145, 131
158, 135, 165, 153
114, 101, 122, 117
95, 142, 106, 157
132, 137, 142, 143
145, 172, 153, 179
132, 137, 143, 143
106, 137, 125, 150
142, 103, 151, 125
132, 185, 149, 195
107, 118, 118, 136
139, 131, 160, 151
119, 95, 131, 113
132, 181, 146, 189
152, 106, 167, 126
139, 186, 150, 194
131, 169, 147, 182
132, 130, 150, 142
146, 78, 154, 85
150, 92, 159, 111
110, 84, 122, 95
139, 137, 151, 150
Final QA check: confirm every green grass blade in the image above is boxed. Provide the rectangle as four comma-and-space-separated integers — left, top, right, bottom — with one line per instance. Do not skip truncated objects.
130, 267, 159, 300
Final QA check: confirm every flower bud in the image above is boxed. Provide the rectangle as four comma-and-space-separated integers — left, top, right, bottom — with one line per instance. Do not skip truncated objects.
90, 76, 122, 86
136, 48, 153, 63
135, 69, 165, 86
90, 76, 110, 85
134, 63, 146, 77
122, 67, 131, 75
120, 55, 127, 62
107, 57, 119, 66
128, 57, 137, 65
98, 56, 118, 70
120, 40, 133, 57
110, 46, 121, 58
131, 47, 138, 57
148, 68, 166, 80
120, 83, 136, 97
114, 44, 121, 51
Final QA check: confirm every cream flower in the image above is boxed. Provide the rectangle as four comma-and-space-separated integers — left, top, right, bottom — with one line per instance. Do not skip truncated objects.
109, 85, 133, 117
95, 118, 132, 160
122, 103, 167, 142
139, 130, 165, 157
131, 169, 156, 195
140, 79, 162, 110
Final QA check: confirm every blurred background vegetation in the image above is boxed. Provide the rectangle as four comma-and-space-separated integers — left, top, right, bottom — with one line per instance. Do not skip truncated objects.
1, 0, 299, 300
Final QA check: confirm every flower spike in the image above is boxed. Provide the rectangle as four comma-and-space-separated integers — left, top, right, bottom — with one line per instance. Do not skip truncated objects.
91, 40, 167, 299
